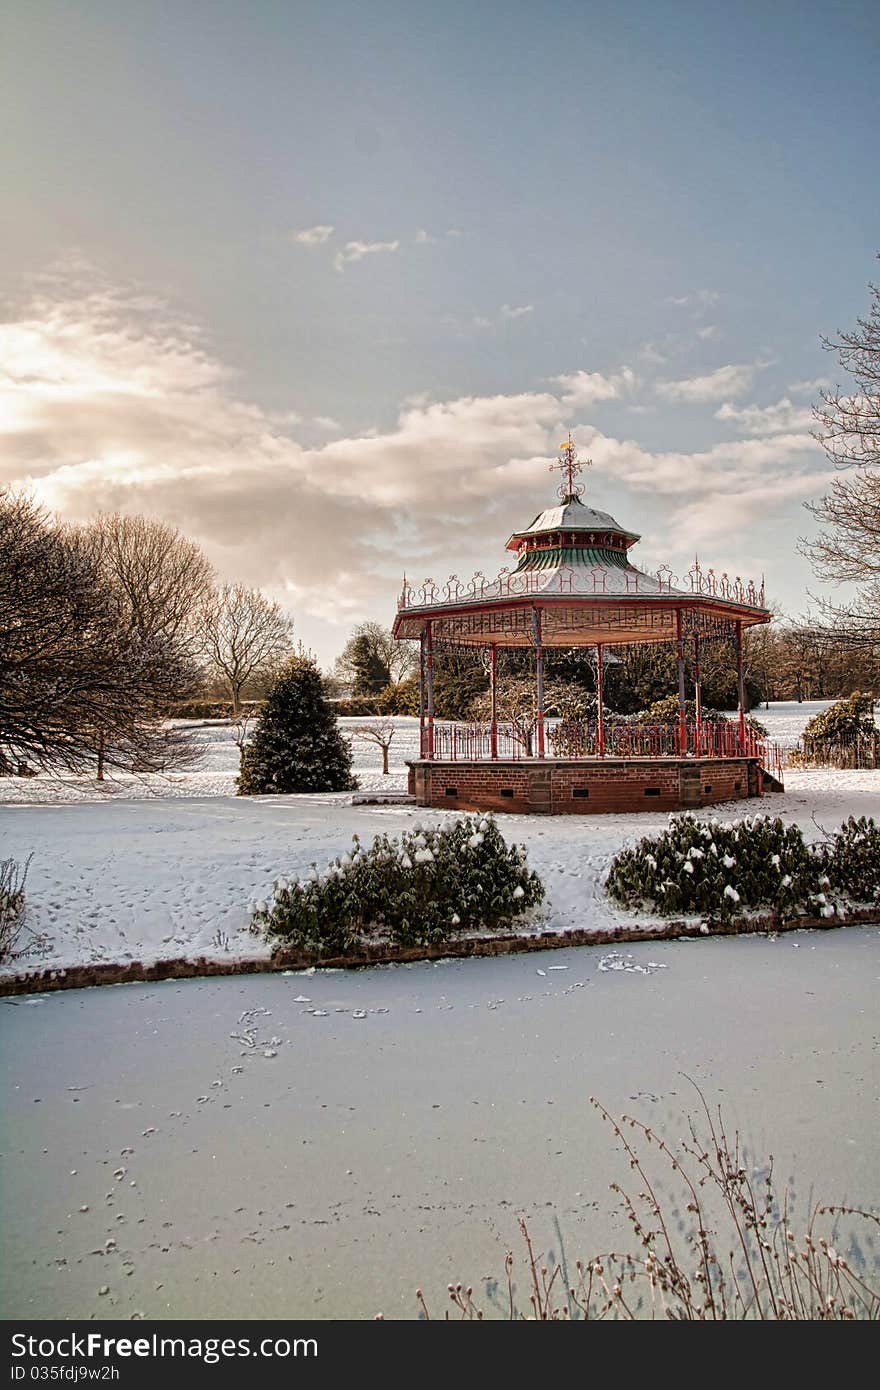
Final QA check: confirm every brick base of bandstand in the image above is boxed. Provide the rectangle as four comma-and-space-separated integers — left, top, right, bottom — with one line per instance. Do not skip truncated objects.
408, 756, 781, 814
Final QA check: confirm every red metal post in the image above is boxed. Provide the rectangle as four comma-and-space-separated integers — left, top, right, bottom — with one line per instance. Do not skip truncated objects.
426, 620, 435, 760
676, 610, 687, 756
596, 642, 605, 756
693, 632, 702, 756
490, 643, 498, 761
418, 628, 426, 757
532, 607, 545, 759
736, 620, 746, 750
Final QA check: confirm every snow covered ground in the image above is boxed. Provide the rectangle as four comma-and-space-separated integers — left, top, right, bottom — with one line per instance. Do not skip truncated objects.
1, 702, 874, 978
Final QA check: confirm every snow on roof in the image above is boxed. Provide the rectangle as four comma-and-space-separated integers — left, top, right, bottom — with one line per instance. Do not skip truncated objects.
516, 494, 634, 537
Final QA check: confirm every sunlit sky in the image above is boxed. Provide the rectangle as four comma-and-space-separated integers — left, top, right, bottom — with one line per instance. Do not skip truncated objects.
2, 0, 878, 665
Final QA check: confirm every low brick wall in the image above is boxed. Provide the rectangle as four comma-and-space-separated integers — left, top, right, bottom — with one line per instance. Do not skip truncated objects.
1, 906, 875, 997
408, 756, 769, 814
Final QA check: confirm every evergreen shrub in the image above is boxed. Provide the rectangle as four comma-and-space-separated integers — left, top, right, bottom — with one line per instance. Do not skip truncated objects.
251, 815, 544, 954
238, 655, 357, 794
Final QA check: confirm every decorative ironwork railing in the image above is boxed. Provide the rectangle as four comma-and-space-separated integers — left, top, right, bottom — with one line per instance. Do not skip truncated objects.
424, 719, 783, 780
398, 559, 765, 612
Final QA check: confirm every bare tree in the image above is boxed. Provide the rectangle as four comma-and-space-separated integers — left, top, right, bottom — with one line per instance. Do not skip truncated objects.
0, 491, 200, 776
801, 268, 880, 643
349, 719, 396, 774
202, 583, 294, 714
470, 673, 590, 755
79, 513, 215, 651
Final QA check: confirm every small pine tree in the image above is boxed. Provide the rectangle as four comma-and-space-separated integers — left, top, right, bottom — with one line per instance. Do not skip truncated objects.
238, 655, 358, 795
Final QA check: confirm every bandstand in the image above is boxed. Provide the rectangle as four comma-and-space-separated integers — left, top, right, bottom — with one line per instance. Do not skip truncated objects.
392, 441, 783, 814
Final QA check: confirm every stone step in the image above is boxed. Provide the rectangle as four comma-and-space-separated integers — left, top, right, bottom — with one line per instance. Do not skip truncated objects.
351, 791, 416, 806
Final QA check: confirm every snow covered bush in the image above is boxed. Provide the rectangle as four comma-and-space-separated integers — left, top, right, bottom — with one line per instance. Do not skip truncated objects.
788, 692, 877, 768
238, 653, 357, 795
605, 814, 822, 920
634, 695, 768, 737
0, 854, 30, 963
823, 816, 880, 904
251, 815, 545, 954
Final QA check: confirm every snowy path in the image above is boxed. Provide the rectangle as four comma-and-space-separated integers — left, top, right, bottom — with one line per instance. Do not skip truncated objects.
1, 928, 877, 1320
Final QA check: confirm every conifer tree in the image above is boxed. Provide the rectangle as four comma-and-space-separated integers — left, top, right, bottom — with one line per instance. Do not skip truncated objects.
238, 654, 358, 794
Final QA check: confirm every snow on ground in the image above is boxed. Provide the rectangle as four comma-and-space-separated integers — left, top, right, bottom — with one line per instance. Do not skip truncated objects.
1, 704, 875, 978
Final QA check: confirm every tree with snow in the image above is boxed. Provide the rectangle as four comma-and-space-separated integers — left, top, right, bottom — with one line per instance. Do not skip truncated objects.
237, 654, 358, 794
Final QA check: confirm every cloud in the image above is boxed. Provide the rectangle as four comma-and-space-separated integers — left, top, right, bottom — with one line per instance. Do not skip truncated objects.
0, 273, 564, 631
415, 228, 438, 244
655, 362, 759, 403
715, 397, 815, 435
293, 224, 334, 246
0, 266, 828, 655
666, 289, 720, 310
697, 324, 719, 341
313, 415, 341, 431
333, 239, 400, 271
788, 376, 831, 397
554, 367, 638, 408
500, 304, 534, 320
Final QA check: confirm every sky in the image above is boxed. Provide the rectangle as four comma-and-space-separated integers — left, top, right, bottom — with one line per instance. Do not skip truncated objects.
1, 0, 878, 666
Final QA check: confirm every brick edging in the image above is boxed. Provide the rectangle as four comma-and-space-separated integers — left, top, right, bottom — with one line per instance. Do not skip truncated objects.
1, 907, 878, 997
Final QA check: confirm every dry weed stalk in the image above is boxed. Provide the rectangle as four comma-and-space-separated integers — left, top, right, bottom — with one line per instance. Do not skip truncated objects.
418, 1085, 879, 1320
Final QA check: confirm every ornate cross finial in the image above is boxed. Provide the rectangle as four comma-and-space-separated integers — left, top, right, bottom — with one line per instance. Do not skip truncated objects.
550, 433, 590, 500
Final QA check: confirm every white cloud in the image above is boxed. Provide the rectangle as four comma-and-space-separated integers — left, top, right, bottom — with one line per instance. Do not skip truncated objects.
697, 324, 719, 341
554, 367, 638, 407
655, 362, 759, 404
0, 266, 828, 654
333, 240, 400, 271
293, 224, 335, 246
666, 288, 720, 310
446, 228, 462, 238
313, 415, 341, 431
500, 303, 534, 320
415, 228, 438, 244
715, 397, 815, 435
788, 376, 831, 397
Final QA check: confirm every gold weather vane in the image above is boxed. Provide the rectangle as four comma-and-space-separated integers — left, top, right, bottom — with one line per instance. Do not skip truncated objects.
550, 433, 590, 500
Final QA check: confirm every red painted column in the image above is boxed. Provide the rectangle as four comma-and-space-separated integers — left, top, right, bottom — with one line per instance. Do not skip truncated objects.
490, 643, 498, 760
426, 620, 435, 760
596, 642, 606, 756
676, 610, 687, 755
532, 607, 545, 759
736, 620, 746, 750
418, 628, 426, 758
693, 632, 703, 755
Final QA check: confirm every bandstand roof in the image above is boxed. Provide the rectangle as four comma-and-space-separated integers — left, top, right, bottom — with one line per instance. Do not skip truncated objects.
392, 445, 771, 650
508, 493, 639, 549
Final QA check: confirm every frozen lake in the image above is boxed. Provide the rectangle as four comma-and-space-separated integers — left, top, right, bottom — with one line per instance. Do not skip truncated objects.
2, 926, 877, 1320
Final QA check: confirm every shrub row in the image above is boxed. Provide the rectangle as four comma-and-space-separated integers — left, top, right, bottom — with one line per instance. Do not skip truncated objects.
605, 813, 880, 920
